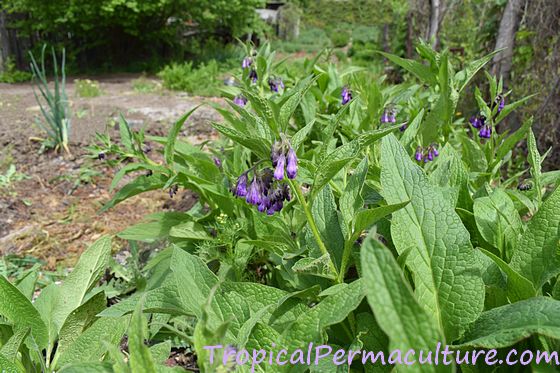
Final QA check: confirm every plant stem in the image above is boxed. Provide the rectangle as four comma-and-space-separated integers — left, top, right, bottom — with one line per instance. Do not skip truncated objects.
288, 179, 340, 281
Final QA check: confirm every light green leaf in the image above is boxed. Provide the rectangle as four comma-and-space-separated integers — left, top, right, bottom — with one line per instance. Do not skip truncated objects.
495, 117, 532, 162
292, 254, 336, 280
282, 279, 364, 350
58, 362, 114, 373
129, 301, 157, 373
57, 292, 107, 357
149, 341, 171, 365
380, 134, 485, 341
313, 125, 400, 197
169, 220, 211, 240
52, 236, 112, 334
399, 109, 425, 149
311, 185, 345, 268
353, 202, 410, 240
101, 174, 167, 212
117, 212, 190, 242
340, 157, 368, 231
14, 265, 39, 301
99, 279, 186, 317
212, 123, 270, 158
360, 234, 448, 373
0, 276, 48, 349
510, 186, 560, 288
118, 115, 134, 153
0, 353, 21, 373
55, 316, 128, 369
473, 189, 522, 258
527, 128, 543, 203
0, 328, 29, 362
430, 145, 472, 210
170, 248, 218, 318
165, 106, 199, 167
291, 119, 315, 152
455, 50, 500, 93
477, 248, 535, 302
459, 297, 560, 348
378, 52, 437, 85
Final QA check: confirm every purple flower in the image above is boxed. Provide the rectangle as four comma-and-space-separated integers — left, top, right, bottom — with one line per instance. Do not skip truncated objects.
479, 125, 492, 139
381, 112, 389, 123
497, 97, 505, 113
415, 147, 423, 162
213, 157, 222, 168
341, 86, 352, 105
274, 154, 286, 180
234, 173, 248, 197
431, 145, 439, 157
249, 69, 258, 84
233, 95, 247, 107
268, 77, 284, 93
286, 148, 297, 179
469, 115, 481, 129
242, 57, 252, 69
389, 113, 396, 123
246, 177, 262, 205
399, 124, 407, 132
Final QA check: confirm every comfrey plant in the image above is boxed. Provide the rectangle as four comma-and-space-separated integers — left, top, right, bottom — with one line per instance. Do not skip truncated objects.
29, 45, 71, 154
55, 42, 560, 373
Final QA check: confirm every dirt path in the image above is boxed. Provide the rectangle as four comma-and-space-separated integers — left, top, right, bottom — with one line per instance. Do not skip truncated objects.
0, 75, 222, 268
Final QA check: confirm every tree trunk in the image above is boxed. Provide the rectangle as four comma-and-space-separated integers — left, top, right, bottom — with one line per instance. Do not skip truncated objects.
427, 0, 442, 49
406, 10, 414, 58
491, 0, 524, 83
0, 11, 8, 72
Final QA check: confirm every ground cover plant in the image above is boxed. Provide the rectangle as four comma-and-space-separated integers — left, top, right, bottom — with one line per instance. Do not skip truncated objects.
1, 39, 560, 373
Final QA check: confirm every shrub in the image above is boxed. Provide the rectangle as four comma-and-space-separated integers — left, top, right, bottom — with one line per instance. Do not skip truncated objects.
74, 79, 101, 97
0, 58, 32, 83
157, 60, 223, 96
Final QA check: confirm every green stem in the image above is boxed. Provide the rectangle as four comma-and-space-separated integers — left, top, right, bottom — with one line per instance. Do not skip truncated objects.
288, 179, 340, 281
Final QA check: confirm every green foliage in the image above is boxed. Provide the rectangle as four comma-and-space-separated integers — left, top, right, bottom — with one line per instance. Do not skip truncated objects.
158, 61, 224, 96
74, 79, 101, 98
29, 45, 71, 154
0, 58, 32, 83
5, 41, 560, 372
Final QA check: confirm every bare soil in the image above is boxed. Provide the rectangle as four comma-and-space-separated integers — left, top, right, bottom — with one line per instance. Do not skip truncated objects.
0, 75, 221, 268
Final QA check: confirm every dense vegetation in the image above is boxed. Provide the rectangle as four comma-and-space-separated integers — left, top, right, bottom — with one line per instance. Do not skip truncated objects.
1, 1, 560, 372
2, 39, 560, 371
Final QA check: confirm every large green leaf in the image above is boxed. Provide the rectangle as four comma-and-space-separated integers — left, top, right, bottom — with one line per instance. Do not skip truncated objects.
170, 248, 218, 318
117, 212, 190, 242
380, 134, 484, 341
0, 353, 21, 373
0, 276, 48, 349
510, 186, 560, 288
473, 189, 522, 259
340, 157, 368, 231
360, 234, 449, 373
165, 106, 200, 167
0, 327, 29, 362
52, 236, 112, 333
477, 248, 535, 302
55, 316, 128, 369
312, 124, 400, 197
281, 279, 364, 350
129, 302, 157, 373
101, 174, 167, 212
311, 185, 345, 268
458, 297, 560, 348
378, 52, 437, 85
430, 145, 472, 210
57, 292, 107, 357
527, 128, 543, 203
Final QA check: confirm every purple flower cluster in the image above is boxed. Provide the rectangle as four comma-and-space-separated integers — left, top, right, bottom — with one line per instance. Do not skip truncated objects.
381, 108, 396, 124
469, 114, 492, 139
478, 125, 492, 139
341, 86, 352, 105
233, 169, 291, 215
248, 69, 258, 84
268, 77, 284, 93
242, 57, 252, 69
415, 144, 439, 163
271, 141, 298, 180
233, 95, 248, 107
495, 95, 505, 114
